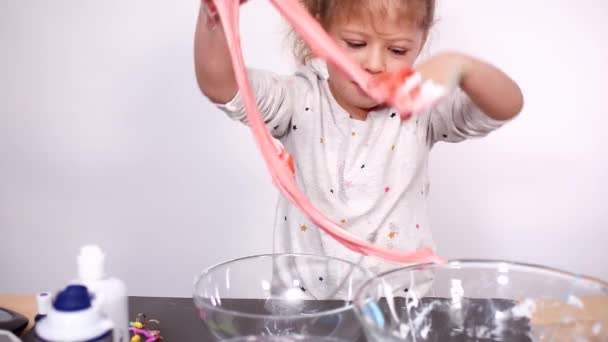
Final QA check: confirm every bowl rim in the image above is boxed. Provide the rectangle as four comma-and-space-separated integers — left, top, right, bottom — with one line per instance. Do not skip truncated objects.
222, 335, 350, 341
353, 258, 608, 306
193, 253, 374, 320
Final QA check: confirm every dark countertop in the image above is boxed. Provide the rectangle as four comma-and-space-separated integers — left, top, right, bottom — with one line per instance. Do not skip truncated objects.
22, 296, 367, 341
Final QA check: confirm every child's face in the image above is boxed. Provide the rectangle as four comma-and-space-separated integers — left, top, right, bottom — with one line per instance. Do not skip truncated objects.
326, 10, 426, 116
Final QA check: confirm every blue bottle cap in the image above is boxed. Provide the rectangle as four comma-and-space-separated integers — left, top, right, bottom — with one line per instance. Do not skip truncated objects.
53, 285, 91, 312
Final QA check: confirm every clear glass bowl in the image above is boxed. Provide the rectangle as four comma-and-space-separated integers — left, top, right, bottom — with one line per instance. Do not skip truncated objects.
194, 253, 372, 341
222, 335, 349, 341
354, 259, 608, 341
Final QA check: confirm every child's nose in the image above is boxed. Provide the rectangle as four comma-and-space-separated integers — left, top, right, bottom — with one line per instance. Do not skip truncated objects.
362, 49, 385, 74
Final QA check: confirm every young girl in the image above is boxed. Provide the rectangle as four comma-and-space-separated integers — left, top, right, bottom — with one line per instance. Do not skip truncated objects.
194, 0, 523, 284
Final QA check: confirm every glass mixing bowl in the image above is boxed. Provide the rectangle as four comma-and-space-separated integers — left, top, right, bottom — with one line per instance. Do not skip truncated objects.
354, 259, 608, 341
194, 253, 372, 341
221, 335, 349, 341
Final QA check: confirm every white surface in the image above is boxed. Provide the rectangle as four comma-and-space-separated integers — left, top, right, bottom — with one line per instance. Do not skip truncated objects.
1, 0, 607, 296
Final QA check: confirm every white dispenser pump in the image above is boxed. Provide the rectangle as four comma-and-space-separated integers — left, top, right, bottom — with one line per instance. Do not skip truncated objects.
75, 245, 129, 342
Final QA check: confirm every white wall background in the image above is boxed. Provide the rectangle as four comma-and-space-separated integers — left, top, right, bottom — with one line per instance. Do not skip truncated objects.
1, 0, 607, 297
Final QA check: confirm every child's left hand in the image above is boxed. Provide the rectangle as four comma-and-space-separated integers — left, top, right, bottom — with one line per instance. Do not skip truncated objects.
415, 52, 524, 121
414, 52, 471, 93
369, 52, 471, 119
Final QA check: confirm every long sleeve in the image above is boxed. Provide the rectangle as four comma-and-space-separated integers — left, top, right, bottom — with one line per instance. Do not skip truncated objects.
427, 89, 509, 145
214, 67, 316, 139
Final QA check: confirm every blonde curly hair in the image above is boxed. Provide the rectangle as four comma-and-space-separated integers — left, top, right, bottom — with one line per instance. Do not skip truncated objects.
289, 0, 436, 64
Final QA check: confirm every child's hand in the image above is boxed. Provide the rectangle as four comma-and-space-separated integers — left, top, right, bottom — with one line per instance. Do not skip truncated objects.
201, 0, 219, 29
414, 52, 471, 93
370, 54, 467, 119
201, 0, 249, 29
417, 52, 524, 121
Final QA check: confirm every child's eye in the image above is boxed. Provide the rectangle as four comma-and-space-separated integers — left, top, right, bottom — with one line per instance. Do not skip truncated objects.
345, 40, 366, 49
390, 47, 408, 56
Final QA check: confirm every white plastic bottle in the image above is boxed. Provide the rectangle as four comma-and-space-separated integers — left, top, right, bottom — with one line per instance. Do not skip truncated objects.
74, 245, 129, 342
36, 284, 114, 342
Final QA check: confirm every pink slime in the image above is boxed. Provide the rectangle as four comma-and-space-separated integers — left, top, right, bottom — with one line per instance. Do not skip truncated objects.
212, 0, 447, 264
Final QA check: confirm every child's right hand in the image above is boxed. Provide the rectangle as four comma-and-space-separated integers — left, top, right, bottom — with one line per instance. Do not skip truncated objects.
201, 0, 220, 29
201, 0, 249, 29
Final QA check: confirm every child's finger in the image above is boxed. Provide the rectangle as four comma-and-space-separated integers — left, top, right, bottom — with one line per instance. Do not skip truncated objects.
369, 67, 448, 117
201, 0, 219, 29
